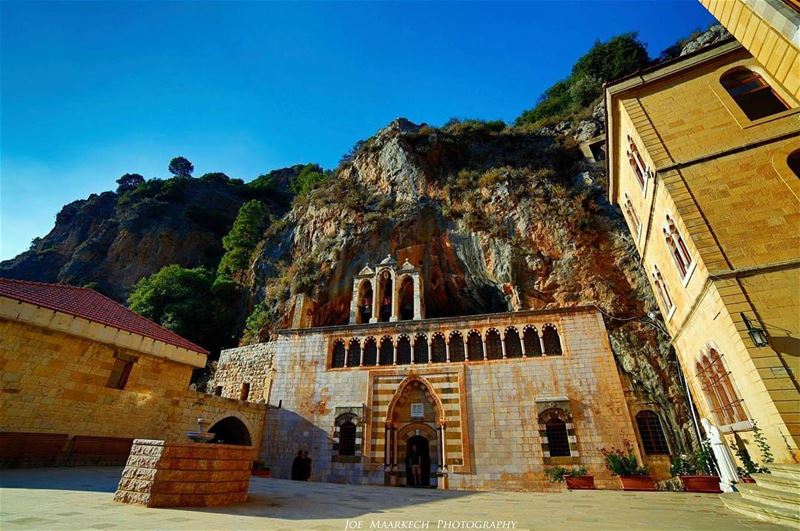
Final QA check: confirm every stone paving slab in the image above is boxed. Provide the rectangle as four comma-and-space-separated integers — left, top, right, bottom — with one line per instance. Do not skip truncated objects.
0, 467, 790, 530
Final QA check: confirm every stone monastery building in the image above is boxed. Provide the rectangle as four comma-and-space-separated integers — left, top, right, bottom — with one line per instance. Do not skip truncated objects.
211, 256, 669, 491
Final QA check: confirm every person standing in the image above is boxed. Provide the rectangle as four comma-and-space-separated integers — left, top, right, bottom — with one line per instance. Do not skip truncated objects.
302, 450, 312, 481
407, 444, 422, 487
291, 450, 304, 480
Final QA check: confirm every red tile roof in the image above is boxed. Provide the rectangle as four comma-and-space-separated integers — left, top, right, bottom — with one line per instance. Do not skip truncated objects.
0, 278, 209, 355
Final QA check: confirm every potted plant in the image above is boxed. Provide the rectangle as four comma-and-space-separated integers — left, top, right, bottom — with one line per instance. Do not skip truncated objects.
545, 465, 595, 490
602, 440, 654, 491
670, 442, 721, 493
252, 460, 271, 477
734, 421, 772, 483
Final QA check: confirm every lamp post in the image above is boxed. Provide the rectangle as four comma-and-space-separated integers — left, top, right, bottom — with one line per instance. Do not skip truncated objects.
741, 313, 769, 347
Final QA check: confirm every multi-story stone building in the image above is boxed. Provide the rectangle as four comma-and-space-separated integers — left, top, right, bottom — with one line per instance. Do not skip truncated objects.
212, 257, 673, 491
605, 0, 799, 467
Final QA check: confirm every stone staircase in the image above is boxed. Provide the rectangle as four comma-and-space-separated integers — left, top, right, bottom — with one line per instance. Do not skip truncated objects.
721, 463, 800, 529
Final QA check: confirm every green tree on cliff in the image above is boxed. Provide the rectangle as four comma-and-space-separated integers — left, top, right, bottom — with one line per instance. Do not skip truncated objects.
218, 199, 267, 281
516, 33, 650, 126
168, 156, 194, 178
128, 265, 238, 354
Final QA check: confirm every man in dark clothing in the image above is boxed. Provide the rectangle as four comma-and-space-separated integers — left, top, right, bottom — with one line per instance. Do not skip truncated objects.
302, 450, 312, 481
406, 445, 422, 487
291, 450, 304, 480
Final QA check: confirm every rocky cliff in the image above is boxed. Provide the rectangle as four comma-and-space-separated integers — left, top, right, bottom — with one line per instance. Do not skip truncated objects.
0, 174, 287, 300
247, 115, 694, 452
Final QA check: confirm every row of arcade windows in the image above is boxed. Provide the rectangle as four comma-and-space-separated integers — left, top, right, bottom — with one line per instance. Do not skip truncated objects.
331, 325, 563, 369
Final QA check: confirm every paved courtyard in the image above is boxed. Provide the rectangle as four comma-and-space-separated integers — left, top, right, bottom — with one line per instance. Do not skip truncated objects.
0, 467, 788, 530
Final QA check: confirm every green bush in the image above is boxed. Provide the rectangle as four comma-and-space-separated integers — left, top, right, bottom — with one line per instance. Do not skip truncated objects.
545, 466, 588, 483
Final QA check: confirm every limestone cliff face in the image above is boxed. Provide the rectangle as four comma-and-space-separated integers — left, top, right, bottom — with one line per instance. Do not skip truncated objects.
250, 118, 694, 452
1, 177, 279, 300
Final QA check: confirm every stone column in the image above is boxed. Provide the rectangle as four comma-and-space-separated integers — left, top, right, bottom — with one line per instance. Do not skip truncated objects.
482, 337, 488, 361
463, 335, 469, 362
501, 334, 507, 359
390, 272, 399, 322
410, 343, 416, 365
428, 339, 433, 365
371, 278, 380, 324
436, 425, 444, 468
441, 425, 448, 472
393, 338, 398, 365
521, 335, 528, 357
359, 343, 364, 367
445, 339, 451, 363
413, 274, 423, 320
384, 424, 390, 468
539, 334, 547, 356
349, 278, 360, 324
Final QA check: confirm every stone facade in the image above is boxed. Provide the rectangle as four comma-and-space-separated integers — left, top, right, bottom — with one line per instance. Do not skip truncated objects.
215, 306, 659, 491
208, 343, 274, 403
114, 439, 255, 507
0, 297, 267, 465
606, 34, 800, 464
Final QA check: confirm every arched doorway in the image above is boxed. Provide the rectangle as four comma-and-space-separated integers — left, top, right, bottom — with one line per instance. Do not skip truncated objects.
398, 276, 414, 320
356, 280, 373, 324
378, 270, 393, 322
209, 416, 252, 446
405, 435, 431, 487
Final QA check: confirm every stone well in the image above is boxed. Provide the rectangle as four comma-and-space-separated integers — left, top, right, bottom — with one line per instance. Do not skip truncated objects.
114, 439, 256, 508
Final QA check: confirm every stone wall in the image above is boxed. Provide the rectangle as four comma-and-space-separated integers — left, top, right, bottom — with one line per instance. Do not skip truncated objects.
220, 307, 648, 491
114, 439, 255, 507
0, 318, 267, 465
209, 343, 274, 403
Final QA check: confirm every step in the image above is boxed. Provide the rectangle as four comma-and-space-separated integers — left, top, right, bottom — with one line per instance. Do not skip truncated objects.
751, 472, 800, 493
771, 463, 800, 481
722, 494, 800, 529
738, 483, 800, 512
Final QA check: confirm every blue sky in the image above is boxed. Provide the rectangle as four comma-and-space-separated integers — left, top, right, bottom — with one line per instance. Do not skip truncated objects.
1, 1, 714, 260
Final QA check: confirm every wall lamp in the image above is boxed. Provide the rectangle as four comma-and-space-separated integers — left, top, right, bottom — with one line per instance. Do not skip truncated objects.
741, 313, 769, 348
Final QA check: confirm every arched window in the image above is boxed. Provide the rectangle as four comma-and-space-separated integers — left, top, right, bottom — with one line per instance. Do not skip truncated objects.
347, 339, 361, 367
467, 331, 484, 361
651, 266, 674, 313
378, 270, 393, 322
505, 327, 522, 358
788, 150, 800, 178
663, 214, 692, 278
331, 340, 346, 368
449, 331, 465, 362
396, 336, 411, 365
338, 421, 357, 456
636, 410, 670, 455
398, 276, 414, 321
696, 349, 747, 426
542, 324, 562, 355
362, 337, 377, 366
431, 334, 447, 363
626, 134, 649, 189
523, 326, 542, 357
721, 68, 788, 121
623, 193, 641, 235
379, 337, 394, 366
356, 280, 373, 324
414, 334, 428, 364
486, 329, 502, 360
545, 418, 571, 457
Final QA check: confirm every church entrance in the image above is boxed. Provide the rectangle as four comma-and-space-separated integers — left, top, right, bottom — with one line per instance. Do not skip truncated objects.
405, 435, 431, 487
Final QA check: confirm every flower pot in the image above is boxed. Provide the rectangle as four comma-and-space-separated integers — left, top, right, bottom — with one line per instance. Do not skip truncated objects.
679, 475, 721, 493
565, 475, 595, 490
252, 470, 271, 477
618, 475, 655, 491
739, 477, 755, 484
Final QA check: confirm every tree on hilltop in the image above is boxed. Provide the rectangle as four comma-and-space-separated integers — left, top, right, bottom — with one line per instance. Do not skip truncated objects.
169, 156, 194, 178
116, 173, 145, 193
